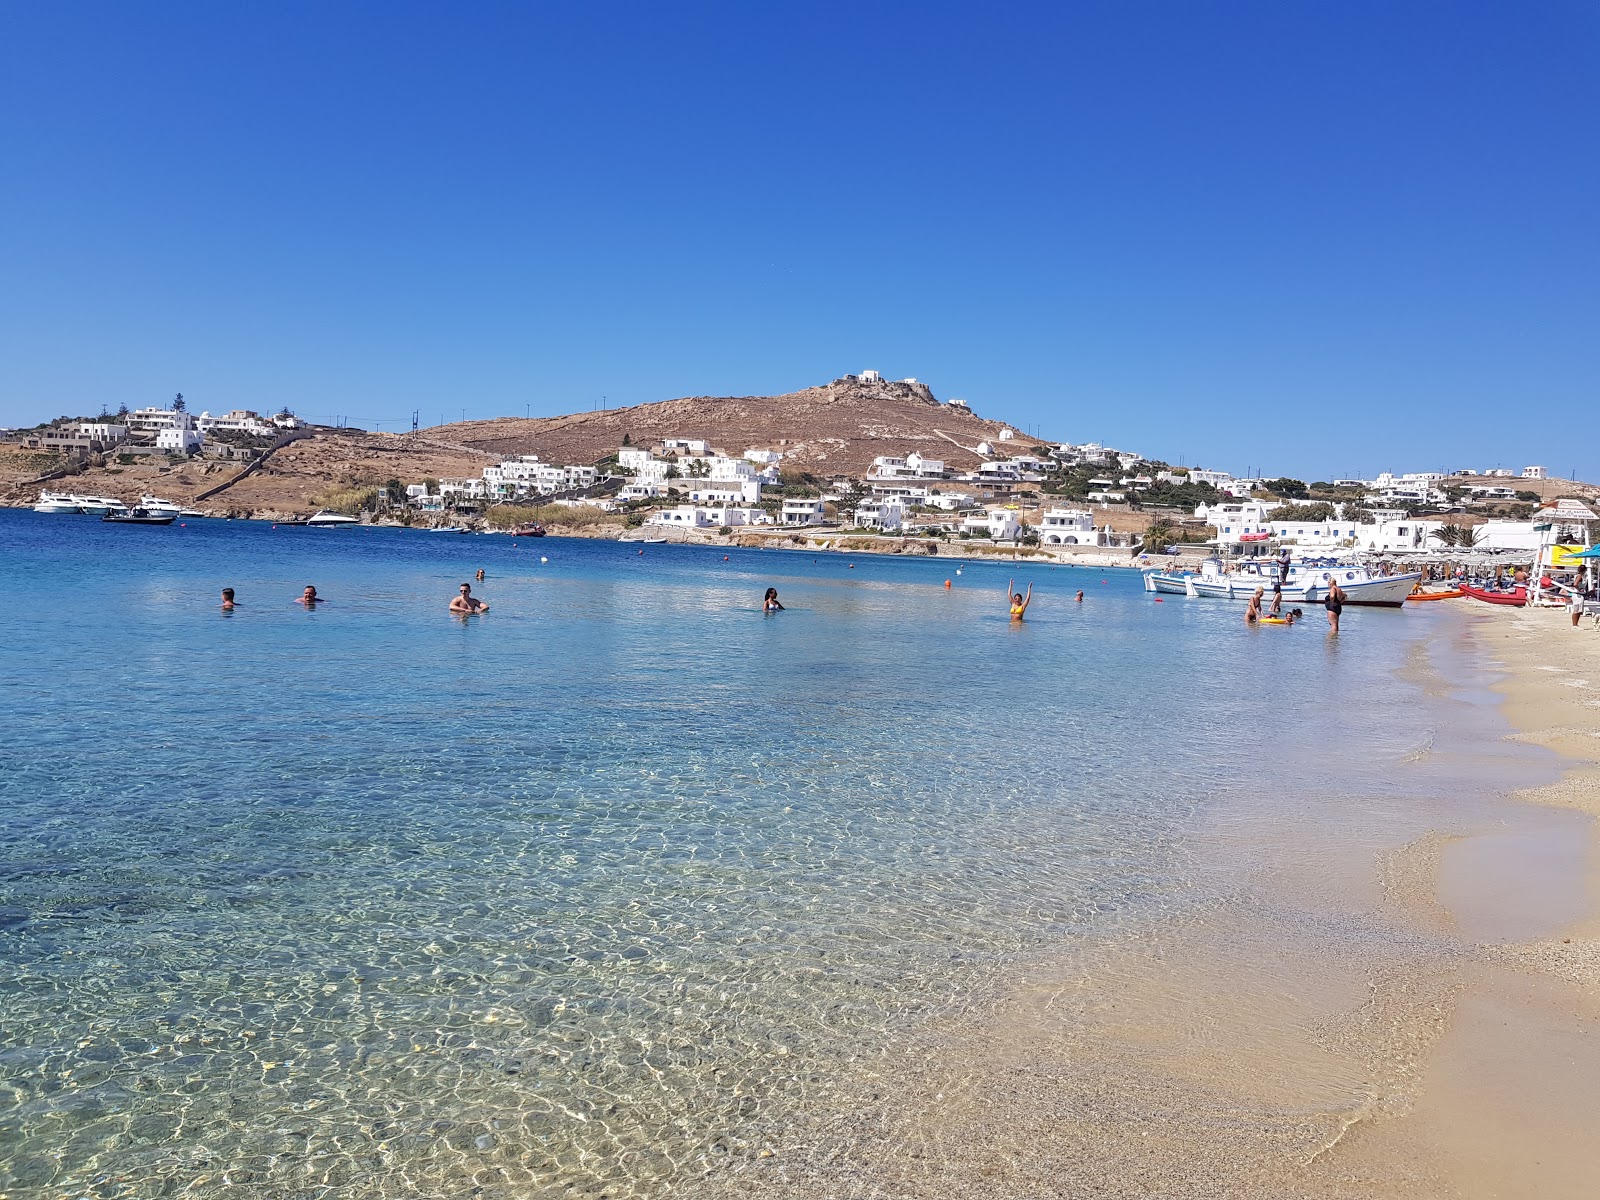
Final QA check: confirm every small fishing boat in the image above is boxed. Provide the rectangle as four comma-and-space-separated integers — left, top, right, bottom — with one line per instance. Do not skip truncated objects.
1460, 584, 1527, 607
641, 536, 668, 544
431, 525, 468, 534
1144, 558, 1422, 607
103, 507, 176, 525
511, 523, 546, 537
1405, 588, 1465, 602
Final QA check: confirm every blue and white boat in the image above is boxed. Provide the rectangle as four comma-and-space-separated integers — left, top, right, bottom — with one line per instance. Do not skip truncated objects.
1143, 558, 1422, 607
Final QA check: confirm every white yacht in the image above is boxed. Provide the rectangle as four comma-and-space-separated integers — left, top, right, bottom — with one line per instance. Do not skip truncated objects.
306, 510, 361, 527
139, 495, 184, 519
33, 492, 83, 514
71, 495, 129, 516
1143, 558, 1422, 607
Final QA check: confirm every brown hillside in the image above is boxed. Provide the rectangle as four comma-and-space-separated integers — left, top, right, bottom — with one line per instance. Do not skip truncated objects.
426, 376, 1049, 475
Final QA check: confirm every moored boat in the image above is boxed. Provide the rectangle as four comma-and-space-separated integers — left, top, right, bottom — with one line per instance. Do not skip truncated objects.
1405, 587, 1465, 602
511, 523, 546, 537
306, 510, 361, 527
103, 507, 176, 525
33, 492, 83, 514
1143, 558, 1422, 607
139, 495, 184, 519
1460, 584, 1527, 607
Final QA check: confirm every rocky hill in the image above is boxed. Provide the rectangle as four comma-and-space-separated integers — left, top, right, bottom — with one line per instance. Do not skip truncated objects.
427, 375, 1047, 476
1, 376, 1052, 516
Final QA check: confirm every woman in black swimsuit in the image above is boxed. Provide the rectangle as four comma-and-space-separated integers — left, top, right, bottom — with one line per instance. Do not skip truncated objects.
1324, 581, 1345, 633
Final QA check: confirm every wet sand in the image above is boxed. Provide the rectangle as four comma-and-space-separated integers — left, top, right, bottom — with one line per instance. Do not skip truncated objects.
708, 606, 1600, 1198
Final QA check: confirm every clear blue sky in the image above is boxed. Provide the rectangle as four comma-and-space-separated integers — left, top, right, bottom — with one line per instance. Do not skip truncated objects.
2, 1, 1596, 482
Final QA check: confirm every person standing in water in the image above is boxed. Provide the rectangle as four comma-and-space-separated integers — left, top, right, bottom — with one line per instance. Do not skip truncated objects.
296, 585, 321, 606
1007, 579, 1033, 621
763, 587, 784, 612
1245, 587, 1263, 624
1324, 580, 1346, 633
220, 588, 236, 611
450, 582, 489, 613
1075, 589, 1084, 603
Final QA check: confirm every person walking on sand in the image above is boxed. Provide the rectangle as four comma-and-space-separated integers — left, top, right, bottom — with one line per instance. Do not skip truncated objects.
1007, 579, 1033, 621
1324, 579, 1346, 633
763, 587, 784, 612
1245, 587, 1263, 624
450, 582, 489, 614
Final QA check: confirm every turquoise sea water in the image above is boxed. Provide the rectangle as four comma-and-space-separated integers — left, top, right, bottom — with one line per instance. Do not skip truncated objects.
0, 512, 1533, 1197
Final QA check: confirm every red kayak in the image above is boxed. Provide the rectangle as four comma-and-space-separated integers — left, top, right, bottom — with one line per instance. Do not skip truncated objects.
1460, 584, 1527, 607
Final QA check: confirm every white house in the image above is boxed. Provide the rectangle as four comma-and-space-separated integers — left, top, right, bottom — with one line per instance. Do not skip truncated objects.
744, 448, 783, 465
858, 369, 881, 383
868, 452, 946, 479
854, 498, 906, 531
782, 498, 827, 525
1521, 465, 1546, 480
686, 481, 761, 506
482, 456, 598, 498
648, 505, 715, 528
961, 509, 1022, 540
661, 438, 710, 456
1269, 518, 1363, 548
618, 482, 665, 501
155, 426, 202, 453
439, 477, 487, 500
126, 406, 197, 436
1352, 517, 1446, 552
196, 409, 275, 438
1039, 508, 1103, 545
1197, 501, 1277, 542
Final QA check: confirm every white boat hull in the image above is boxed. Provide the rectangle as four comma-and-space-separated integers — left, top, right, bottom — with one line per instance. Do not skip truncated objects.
1144, 568, 1422, 607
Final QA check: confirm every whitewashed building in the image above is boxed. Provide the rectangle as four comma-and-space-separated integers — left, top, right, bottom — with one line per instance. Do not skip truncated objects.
853, 498, 906, 531
1039, 508, 1104, 545
782, 498, 827, 525
961, 509, 1022, 540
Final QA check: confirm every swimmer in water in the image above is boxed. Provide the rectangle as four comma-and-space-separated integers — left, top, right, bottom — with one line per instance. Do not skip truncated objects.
296, 585, 321, 606
1075, 589, 1084, 603
1007, 578, 1033, 621
450, 582, 489, 614
475, 568, 485, 582
763, 587, 784, 612
221, 587, 236, 611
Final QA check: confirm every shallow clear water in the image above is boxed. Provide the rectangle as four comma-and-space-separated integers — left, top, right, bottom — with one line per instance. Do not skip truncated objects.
0, 512, 1528, 1197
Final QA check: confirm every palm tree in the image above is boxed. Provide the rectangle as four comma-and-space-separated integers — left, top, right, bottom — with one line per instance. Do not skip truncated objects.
1141, 518, 1177, 554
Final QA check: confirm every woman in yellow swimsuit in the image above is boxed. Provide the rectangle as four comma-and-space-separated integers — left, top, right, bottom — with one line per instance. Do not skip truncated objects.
1007, 578, 1033, 621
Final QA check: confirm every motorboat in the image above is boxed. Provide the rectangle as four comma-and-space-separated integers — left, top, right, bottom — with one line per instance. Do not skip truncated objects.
33, 492, 83, 514
139, 495, 184, 519
431, 525, 468, 534
1143, 558, 1422, 607
179, 507, 205, 518
306, 510, 361, 527
103, 507, 176, 525
511, 523, 546, 537
1460, 584, 1527, 607
1405, 587, 1465, 602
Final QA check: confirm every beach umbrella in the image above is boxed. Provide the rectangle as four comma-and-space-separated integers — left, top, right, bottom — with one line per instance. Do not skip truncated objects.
1572, 545, 1600, 559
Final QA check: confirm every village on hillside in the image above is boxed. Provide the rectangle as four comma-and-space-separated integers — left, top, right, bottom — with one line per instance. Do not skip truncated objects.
3, 373, 1593, 561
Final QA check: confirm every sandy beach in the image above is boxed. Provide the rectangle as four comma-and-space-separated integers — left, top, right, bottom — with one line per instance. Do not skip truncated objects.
707, 604, 1600, 1199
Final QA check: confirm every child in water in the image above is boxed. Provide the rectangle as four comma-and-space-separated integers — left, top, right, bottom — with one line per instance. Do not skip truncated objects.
1007, 579, 1033, 621
763, 587, 784, 612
